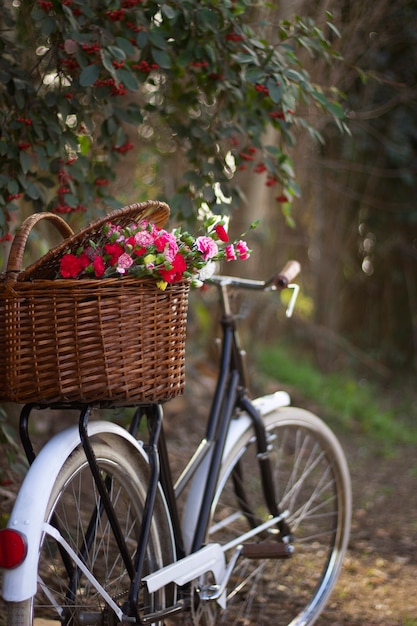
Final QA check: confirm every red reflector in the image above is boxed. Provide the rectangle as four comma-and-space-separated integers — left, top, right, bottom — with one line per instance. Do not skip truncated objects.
0, 529, 27, 569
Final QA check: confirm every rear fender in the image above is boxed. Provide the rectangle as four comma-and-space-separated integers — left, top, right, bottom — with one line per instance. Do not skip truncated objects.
2, 422, 150, 602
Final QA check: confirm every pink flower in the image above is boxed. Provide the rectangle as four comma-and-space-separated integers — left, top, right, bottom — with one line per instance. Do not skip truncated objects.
196, 236, 218, 261
236, 240, 250, 260
155, 230, 179, 262
134, 230, 154, 247
105, 222, 121, 237
116, 252, 134, 274
225, 245, 237, 261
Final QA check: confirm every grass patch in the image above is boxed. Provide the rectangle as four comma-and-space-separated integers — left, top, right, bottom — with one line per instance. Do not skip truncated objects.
256, 345, 417, 448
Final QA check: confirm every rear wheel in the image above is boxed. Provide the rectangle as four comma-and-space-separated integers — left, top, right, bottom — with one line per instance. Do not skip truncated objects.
7, 434, 175, 626
204, 407, 351, 626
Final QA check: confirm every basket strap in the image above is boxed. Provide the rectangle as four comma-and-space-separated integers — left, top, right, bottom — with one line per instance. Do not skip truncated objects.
6, 212, 74, 275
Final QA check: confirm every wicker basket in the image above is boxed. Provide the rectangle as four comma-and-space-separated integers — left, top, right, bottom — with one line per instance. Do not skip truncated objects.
0, 201, 190, 407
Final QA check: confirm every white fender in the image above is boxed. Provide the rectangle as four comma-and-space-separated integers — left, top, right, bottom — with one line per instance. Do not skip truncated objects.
2, 421, 150, 602
182, 391, 290, 553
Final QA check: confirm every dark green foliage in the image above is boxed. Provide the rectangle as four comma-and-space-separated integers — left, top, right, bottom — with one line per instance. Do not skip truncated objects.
0, 0, 344, 235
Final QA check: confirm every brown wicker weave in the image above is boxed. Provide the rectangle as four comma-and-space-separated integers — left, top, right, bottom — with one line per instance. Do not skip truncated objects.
1, 201, 190, 406
0, 211, 75, 402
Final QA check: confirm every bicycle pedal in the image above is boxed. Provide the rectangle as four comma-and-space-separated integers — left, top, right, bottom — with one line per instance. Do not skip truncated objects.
241, 542, 293, 559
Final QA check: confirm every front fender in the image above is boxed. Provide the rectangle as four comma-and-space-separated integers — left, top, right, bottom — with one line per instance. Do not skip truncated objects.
2, 421, 149, 602
182, 390, 290, 553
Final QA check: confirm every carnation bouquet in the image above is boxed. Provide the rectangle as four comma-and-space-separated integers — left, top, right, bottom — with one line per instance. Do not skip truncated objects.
59, 216, 252, 290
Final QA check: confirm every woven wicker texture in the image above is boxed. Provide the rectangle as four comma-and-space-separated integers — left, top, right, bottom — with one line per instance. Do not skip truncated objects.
1, 201, 189, 406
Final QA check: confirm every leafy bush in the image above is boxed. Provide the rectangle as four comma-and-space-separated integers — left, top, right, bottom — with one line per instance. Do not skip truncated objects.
0, 0, 345, 237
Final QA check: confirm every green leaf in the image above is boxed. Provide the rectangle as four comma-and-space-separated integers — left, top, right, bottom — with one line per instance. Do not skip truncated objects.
78, 135, 92, 156
161, 4, 179, 20
267, 78, 282, 104
45, 91, 57, 107
151, 48, 171, 69
234, 53, 257, 65
326, 21, 341, 39
196, 8, 220, 30
117, 68, 138, 91
101, 50, 117, 76
148, 30, 168, 50
19, 151, 30, 175
35, 146, 49, 171
170, 193, 195, 219
40, 16, 56, 36
107, 45, 126, 61
137, 30, 148, 48
79, 64, 100, 87
312, 91, 345, 118
63, 193, 79, 208
115, 37, 135, 56
24, 181, 40, 200
7, 179, 19, 195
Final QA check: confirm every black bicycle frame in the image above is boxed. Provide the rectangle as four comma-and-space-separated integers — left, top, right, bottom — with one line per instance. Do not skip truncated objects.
17, 292, 287, 621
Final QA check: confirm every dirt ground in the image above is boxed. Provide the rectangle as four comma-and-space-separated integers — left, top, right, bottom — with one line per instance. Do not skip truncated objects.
1, 367, 416, 626
317, 433, 417, 625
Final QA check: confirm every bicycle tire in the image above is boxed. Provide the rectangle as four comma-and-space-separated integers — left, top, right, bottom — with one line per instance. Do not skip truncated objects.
7, 432, 175, 626
201, 406, 351, 626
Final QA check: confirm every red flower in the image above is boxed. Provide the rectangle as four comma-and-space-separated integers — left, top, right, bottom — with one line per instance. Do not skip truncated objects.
133, 246, 146, 257
79, 252, 91, 271
60, 254, 83, 278
104, 242, 124, 265
93, 255, 106, 277
214, 224, 229, 243
159, 253, 187, 283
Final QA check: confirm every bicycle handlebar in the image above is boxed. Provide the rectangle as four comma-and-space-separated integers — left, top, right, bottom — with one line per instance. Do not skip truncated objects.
209, 260, 301, 292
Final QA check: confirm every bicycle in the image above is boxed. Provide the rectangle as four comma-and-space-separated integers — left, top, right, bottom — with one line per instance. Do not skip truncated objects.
0, 261, 351, 626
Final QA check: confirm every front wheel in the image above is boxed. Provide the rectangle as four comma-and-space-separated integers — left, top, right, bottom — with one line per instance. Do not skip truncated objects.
7, 433, 175, 626
206, 407, 351, 626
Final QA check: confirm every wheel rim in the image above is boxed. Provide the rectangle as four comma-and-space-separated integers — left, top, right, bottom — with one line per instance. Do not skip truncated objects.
207, 414, 350, 626
33, 442, 166, 625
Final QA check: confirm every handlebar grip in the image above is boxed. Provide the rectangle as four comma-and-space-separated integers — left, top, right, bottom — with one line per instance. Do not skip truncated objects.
274, 260, 301, 289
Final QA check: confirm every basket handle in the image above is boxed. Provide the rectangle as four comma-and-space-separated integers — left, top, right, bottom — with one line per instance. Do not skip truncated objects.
6, 212, 74, 275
